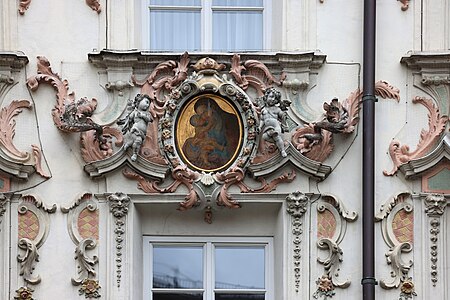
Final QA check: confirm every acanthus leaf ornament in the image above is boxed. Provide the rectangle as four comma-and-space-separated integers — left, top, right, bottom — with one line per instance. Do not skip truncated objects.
61, 193, 100, 291
17, 194, 56, 285
122, 166, 200, 210
314, 194, 357, 298
384, 97, 448, 176
230, 54, 286, 95
27, 56, 111, 156
399, 0, 410, 11
376, 192, 416, 298
17, 238, 40, 284
293, 80, 400, 162
18, 0, 31, 15
85, 0, 101, 13
0, 100, 32, 161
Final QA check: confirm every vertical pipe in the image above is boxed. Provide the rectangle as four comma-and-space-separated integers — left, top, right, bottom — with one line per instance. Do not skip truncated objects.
362, 0, 377, 299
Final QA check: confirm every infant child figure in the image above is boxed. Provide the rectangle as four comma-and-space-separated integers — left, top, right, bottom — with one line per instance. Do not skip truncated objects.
259, 88, 290, 157
119, 94, 153, 161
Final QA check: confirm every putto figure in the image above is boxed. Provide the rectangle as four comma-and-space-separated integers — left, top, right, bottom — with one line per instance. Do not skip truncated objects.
118, 94, 153, 161
259, 87, 291, 157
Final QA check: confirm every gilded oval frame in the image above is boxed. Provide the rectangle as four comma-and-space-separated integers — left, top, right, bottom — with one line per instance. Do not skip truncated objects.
175, 94, 243, 172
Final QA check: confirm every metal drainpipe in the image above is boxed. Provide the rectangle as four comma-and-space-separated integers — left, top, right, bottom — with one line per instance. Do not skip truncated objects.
362, 0, 377, 299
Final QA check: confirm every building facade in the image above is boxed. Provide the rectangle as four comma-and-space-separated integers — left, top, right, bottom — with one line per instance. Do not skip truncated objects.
0, 0, 449, 299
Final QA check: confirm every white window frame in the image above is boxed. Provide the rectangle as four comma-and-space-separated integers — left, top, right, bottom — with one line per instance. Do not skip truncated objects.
143, 236, 274, 300
142, 0, 272, 52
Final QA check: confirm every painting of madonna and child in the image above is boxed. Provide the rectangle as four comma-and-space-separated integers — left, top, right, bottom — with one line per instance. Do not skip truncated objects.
176, 95, 242, 172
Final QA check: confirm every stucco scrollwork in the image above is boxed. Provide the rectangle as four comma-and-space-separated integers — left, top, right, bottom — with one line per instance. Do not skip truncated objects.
0, 100, 32, 161
27, 56, 113, 158
108, 192, 130, 288
17, 194, 56, 285
313, 194, 357, 299
424, 193, 447, 286
375, 192, 417, 299
384, 97, 448, 176
286, 191, 309, 292
18, 0, 31, 15
293, 80, 400, 162
230, 54, 286, 96
61, 193, 100, 292
398, 0, 410, 11
85, 0, 101, 13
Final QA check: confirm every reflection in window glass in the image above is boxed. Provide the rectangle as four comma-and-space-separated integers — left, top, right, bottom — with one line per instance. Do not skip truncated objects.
153, 246, 203, 289
215, 294, 265, 300
215, 246, 265, 289
150, 10, 201, 51
213, 0, 263, 7
153, 293, 203, 300
212, 11, 263, 51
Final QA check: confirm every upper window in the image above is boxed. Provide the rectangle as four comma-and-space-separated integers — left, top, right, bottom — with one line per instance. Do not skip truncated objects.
143, 236, 273, 300
145, 0, 271, 52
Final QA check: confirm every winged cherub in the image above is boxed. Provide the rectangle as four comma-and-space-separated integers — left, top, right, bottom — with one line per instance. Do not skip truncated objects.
259, 87, 291, 157
118, 94, 153, 161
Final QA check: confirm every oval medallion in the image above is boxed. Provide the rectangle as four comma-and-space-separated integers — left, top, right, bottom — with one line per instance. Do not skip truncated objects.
176, 94, 243, 172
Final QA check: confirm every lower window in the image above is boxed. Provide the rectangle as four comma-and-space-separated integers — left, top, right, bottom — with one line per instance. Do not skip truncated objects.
143, 237, 273, 300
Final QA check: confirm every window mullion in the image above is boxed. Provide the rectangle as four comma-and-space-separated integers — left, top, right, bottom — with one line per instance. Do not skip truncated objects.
205, 242, 213, 300
203, 0, 212, 51
263, 0, 271, 51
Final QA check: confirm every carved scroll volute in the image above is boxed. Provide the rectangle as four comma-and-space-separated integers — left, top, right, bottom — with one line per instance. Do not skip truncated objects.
0, 100, 32, 162
313, 194, 357, 299
384, 97, 448, 176
18, 0, 31, 15
61, 192, 100, 289
230, 54, 286, 96
27, 57, 110, 157
375, 192, 417, 298
86, 0, 101, 13
17, 194, 56, 285
293, 80, 400, 163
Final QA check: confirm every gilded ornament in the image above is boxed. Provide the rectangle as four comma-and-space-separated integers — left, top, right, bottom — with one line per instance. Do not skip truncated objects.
79, 278, 101, 298
14, 287, 34, 300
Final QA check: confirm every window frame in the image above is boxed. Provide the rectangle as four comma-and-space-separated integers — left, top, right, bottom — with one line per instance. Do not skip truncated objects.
143, 236, 274, 300
142, 0, 272, 52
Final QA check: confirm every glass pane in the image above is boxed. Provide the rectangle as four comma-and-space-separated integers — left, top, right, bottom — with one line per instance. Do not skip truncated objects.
213, 0, 263, 7
153, 246, 203, 289
150, 10, 201, 51
153, 293, 203, 300
215, 294, 265, 300
215, 246, 265, 289
151, 0, 201, 6
212, 11, 263, 51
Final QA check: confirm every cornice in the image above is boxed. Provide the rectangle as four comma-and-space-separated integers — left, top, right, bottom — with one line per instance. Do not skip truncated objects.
88, 50, 326, 71
0, 52, 29, 70
399, 133, 450, 178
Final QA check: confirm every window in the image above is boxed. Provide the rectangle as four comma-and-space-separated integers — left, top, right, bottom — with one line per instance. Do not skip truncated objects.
144, 0, 271, 52
143, 237, 273, 300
